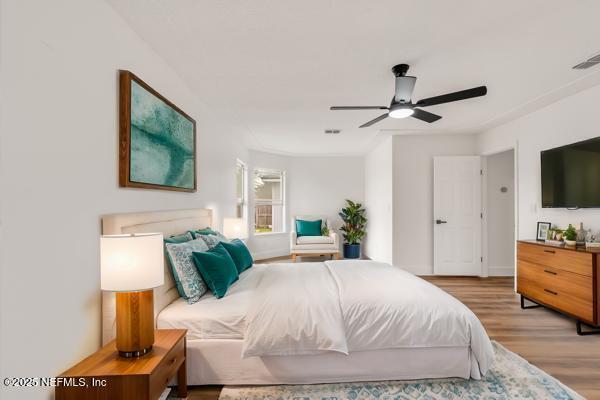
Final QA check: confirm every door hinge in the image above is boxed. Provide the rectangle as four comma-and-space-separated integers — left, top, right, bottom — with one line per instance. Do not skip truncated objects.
480, 169, 483, 175
480, 212, 483, 219
481, 256, 483, 262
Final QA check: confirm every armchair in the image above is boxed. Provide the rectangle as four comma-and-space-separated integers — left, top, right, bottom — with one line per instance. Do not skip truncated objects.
290, 215, 340, 262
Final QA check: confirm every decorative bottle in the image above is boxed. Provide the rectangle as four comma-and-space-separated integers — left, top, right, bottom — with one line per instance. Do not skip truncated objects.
576, 222, 586, 245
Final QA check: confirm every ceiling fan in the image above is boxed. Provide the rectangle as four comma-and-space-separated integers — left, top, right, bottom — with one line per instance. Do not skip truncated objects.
330, 64, 487, 128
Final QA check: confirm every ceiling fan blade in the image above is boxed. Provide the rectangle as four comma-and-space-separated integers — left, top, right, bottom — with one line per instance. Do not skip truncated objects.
415, 86, 487, 107
330, 106, 389, 110
359, 113, 389, 128
411, 108, 442, 123
394, 76, 417, 103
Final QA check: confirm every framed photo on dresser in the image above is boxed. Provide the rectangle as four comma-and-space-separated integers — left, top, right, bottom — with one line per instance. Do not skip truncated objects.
536, 222, 551, 241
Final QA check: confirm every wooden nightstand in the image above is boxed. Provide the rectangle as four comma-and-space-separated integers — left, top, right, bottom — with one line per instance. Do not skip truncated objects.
55, 329, 187, 400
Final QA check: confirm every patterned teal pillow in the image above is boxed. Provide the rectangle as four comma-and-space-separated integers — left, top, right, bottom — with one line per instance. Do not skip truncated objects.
164, 232, 194, 244
165, 238, 210, 303
197, 233, 229, 249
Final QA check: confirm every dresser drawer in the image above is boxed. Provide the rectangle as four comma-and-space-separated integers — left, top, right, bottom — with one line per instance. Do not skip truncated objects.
517, 242, 593, 277
149, 337, 185, 400
518, 260, 594, 322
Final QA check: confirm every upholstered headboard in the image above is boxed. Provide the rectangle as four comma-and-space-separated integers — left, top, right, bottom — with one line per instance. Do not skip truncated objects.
101, 208, 212, 345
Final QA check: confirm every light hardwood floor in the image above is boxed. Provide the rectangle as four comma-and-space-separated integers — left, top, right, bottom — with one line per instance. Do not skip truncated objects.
186, 273, 600, 399
426, 276, 600, 399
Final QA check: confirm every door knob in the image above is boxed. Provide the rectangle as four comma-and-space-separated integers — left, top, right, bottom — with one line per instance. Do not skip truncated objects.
435, 219, 447, 224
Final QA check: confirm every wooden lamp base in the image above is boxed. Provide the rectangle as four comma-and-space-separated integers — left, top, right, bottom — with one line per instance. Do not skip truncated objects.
115, 290, 154, 358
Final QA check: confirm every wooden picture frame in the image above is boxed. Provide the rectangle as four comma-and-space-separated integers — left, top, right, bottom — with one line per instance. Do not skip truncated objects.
119, 70, 197, 192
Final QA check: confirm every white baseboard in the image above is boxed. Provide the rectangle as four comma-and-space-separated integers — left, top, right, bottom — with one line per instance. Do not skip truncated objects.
488, 265, 515, 276
252, 248, 290, 261
408, 264, 514, 277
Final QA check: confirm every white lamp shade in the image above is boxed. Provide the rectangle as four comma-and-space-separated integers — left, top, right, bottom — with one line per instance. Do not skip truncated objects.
100, 233, 164, 292
223, 218, 248, 239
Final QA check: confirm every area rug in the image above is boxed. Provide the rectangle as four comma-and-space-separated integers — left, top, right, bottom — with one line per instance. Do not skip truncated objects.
218, 341, 583, 400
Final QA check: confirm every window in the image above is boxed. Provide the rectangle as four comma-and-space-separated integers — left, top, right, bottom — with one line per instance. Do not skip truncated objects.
253, 168, 285, 234
236, 160, 247, 218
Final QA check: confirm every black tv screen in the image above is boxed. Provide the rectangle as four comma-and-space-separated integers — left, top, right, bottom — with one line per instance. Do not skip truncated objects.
541, 136, 600, 208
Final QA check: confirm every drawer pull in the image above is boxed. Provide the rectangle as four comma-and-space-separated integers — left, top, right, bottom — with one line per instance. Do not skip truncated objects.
544, 289, 558, 295
170, 357, 176, 365
543, 269, 557, 275
543, 250, 556, 254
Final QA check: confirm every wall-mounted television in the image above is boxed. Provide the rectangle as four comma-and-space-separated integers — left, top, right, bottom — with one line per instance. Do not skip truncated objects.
541, 136, 600, 208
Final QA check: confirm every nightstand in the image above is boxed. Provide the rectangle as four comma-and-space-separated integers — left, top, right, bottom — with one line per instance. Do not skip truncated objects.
55, 329, 187, 400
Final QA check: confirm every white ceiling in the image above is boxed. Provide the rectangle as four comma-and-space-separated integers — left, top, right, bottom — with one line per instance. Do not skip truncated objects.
107, 0, 600, 155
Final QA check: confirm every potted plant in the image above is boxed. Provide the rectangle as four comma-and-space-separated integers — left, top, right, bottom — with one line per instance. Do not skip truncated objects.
339, 199, 367, 259
564, 224, 577, 246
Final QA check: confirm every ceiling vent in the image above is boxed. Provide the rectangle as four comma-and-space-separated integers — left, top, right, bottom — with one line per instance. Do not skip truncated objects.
572, 51, 600, 69
324, 129, 341, 134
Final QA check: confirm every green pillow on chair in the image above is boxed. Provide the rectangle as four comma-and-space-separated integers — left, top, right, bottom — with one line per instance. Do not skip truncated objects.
192, 243, 239, 299
221, 239, 253, 273
296, 219, 322, 237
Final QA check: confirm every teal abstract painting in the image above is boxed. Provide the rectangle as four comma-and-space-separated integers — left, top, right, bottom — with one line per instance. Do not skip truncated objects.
120, 71, 196, 192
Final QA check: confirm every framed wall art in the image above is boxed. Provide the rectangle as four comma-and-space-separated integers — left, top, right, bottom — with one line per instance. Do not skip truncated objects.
119, 70, 196, 192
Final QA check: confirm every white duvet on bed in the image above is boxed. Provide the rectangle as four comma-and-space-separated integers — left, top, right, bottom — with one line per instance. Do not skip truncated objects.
241, 263, 348, 357
241, 260, 494, 379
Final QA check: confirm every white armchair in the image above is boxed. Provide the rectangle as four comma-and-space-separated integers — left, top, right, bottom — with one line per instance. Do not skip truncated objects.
290, 215, 340, 262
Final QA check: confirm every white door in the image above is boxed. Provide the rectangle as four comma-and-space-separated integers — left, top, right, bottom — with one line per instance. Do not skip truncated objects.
433, 156, 482, 275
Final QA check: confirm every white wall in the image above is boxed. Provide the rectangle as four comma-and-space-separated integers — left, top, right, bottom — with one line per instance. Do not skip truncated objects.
485, 150, 515, 276
0, 1, 247, 399
288, 155, 365, 233
247, 150, 365, 259
392, 134, 477, 275
364, 137, 393, 263
478, 83, 600, 241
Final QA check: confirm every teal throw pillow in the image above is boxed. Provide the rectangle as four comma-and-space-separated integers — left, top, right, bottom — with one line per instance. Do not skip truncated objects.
192, 243, 239, 299
221, 239, 253, 273
164, 232, 194, 244
296, 219, 322, 237
190, 227, 217, 238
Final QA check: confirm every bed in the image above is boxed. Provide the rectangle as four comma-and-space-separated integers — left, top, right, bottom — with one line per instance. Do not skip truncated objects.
102, 209, 494, 386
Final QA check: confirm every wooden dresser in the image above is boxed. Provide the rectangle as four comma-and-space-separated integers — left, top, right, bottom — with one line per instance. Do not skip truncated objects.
517, 240, 600, 335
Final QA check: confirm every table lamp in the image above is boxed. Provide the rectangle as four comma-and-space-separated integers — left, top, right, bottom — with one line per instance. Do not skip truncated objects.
100, 233, 164, 358
223, 217, 248, 240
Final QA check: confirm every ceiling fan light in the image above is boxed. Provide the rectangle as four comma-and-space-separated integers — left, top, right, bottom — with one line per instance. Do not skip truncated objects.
389, 107, 414, 119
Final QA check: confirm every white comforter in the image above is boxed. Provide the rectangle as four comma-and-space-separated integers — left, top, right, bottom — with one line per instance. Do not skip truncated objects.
242, 260, 494, 379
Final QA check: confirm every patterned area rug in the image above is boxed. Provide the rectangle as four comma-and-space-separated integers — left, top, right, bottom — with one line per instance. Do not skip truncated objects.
219, 341, 583, 400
